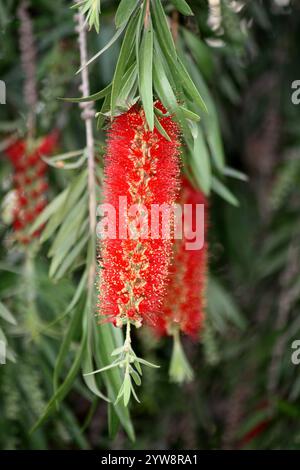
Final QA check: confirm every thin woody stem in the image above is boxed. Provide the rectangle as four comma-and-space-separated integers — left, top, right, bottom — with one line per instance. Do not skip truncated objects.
74, 2, 97, 290
124, 320, 132, 351
171, 10, 179, 42
144, 0, 151, 28
17, 0, 38, 139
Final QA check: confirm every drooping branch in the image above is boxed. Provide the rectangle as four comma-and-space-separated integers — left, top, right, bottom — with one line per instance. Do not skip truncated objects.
17, 0, 38, 138
74, 2, 97, 289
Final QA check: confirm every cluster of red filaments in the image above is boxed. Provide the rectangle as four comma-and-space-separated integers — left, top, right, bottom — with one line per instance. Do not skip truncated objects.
98, 102, 180, 328
156, 178, 208, 338
5, 132, 58, 244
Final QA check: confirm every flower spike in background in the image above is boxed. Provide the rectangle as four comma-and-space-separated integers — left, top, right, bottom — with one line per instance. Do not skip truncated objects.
5, 132, 58, 246
155, 177, 208, 383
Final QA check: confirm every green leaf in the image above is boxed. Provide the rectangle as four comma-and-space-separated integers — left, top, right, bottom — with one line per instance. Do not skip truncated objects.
108, 403, 120, 439
134, 359, 142, 376
53, 232, 89, 280
48, 198, 88, 277
134, 356, 160, 368
82, 349, 110, 402
130, 368, 141, 386
152, 0, 205, 113
77, 0, 101, 33
153, 43, 191, 142
135, 0, 146, 70
111, 11, 139, 117
123, 373, 132, 407
176, 57, 207, 112
191, 126, 211, 194
0, 302, 17, 325
116, 63, 138, 107
41, 170, 88, 242
152, 0, 176, 57
223, 166, 249, 181
180, 106, 200, 122
169, 332, 194, 383
93, 323, 135, 440
153, 48, 180, 122
115, 0, 139, 29
65, 270, 88, 314
61, 84, 112, 103
154, 114, 171, 141
208, 276, 247, 331
182, 56, 225, 170
111, 346, 125, 357
42, 149, 84, 163
50, 173, 88, 240
169, 0, 194, 16
130, 382, 140, 403
77, 20, 128, 73
212, 177, 239, 206
29, 189, 68, 235
138, 20, 154, 130
53, 303, 83, 395
182, 28, 213, 80
32, 335, 85, 432
84, 360, 123, 375
43, 153, 86, 170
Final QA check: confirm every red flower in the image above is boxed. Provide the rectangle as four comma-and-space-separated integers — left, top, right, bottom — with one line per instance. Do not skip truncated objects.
155, 178, 208, 338
98, 102, 180, 327
37, 130, 59, 156
18, 193, 28, 207
35, 199, 46, 214
5, 140, 26, 168
27, 153, 39, 166
5, 132, 58, 245
13, 219, 24, 231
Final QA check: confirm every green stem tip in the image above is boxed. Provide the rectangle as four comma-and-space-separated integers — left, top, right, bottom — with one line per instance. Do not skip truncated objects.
169, 329, 194, 384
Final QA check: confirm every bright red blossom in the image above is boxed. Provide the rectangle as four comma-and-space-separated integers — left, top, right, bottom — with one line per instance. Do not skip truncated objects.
98, 103, 180, 327
155, 178, 208, 338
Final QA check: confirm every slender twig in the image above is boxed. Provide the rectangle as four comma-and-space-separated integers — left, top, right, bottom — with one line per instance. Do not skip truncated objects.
17, 0, 38, 139
74, 2, 97, 290
144, 0, 151, 28
171, 10, 179, 42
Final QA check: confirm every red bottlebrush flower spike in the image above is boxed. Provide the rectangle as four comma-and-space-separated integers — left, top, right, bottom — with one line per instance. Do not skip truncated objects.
155, 177, 208, 382
98, 102, 180, 328
157, 178, 208, 337
5, 131, 58, 245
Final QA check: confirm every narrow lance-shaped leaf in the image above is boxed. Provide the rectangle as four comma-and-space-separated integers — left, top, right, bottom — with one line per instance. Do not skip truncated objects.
211, 177, 239, 207
152, 0, 206, 112
169, 0, 194, 16
191, 125, 212, 195
0, 302, 17, 325
111, 11, 139, 117
115, 0, 139, 29
61, 83, 112, 103
138, 20, 154, 130
76, 20, 128, 73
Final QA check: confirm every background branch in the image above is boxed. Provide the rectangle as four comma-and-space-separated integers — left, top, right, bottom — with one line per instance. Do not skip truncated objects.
74, 2, 97, 289
17, 0, 38, 138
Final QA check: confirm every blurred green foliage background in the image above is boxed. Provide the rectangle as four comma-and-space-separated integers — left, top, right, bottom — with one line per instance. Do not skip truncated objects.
1, 0, 300, 450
